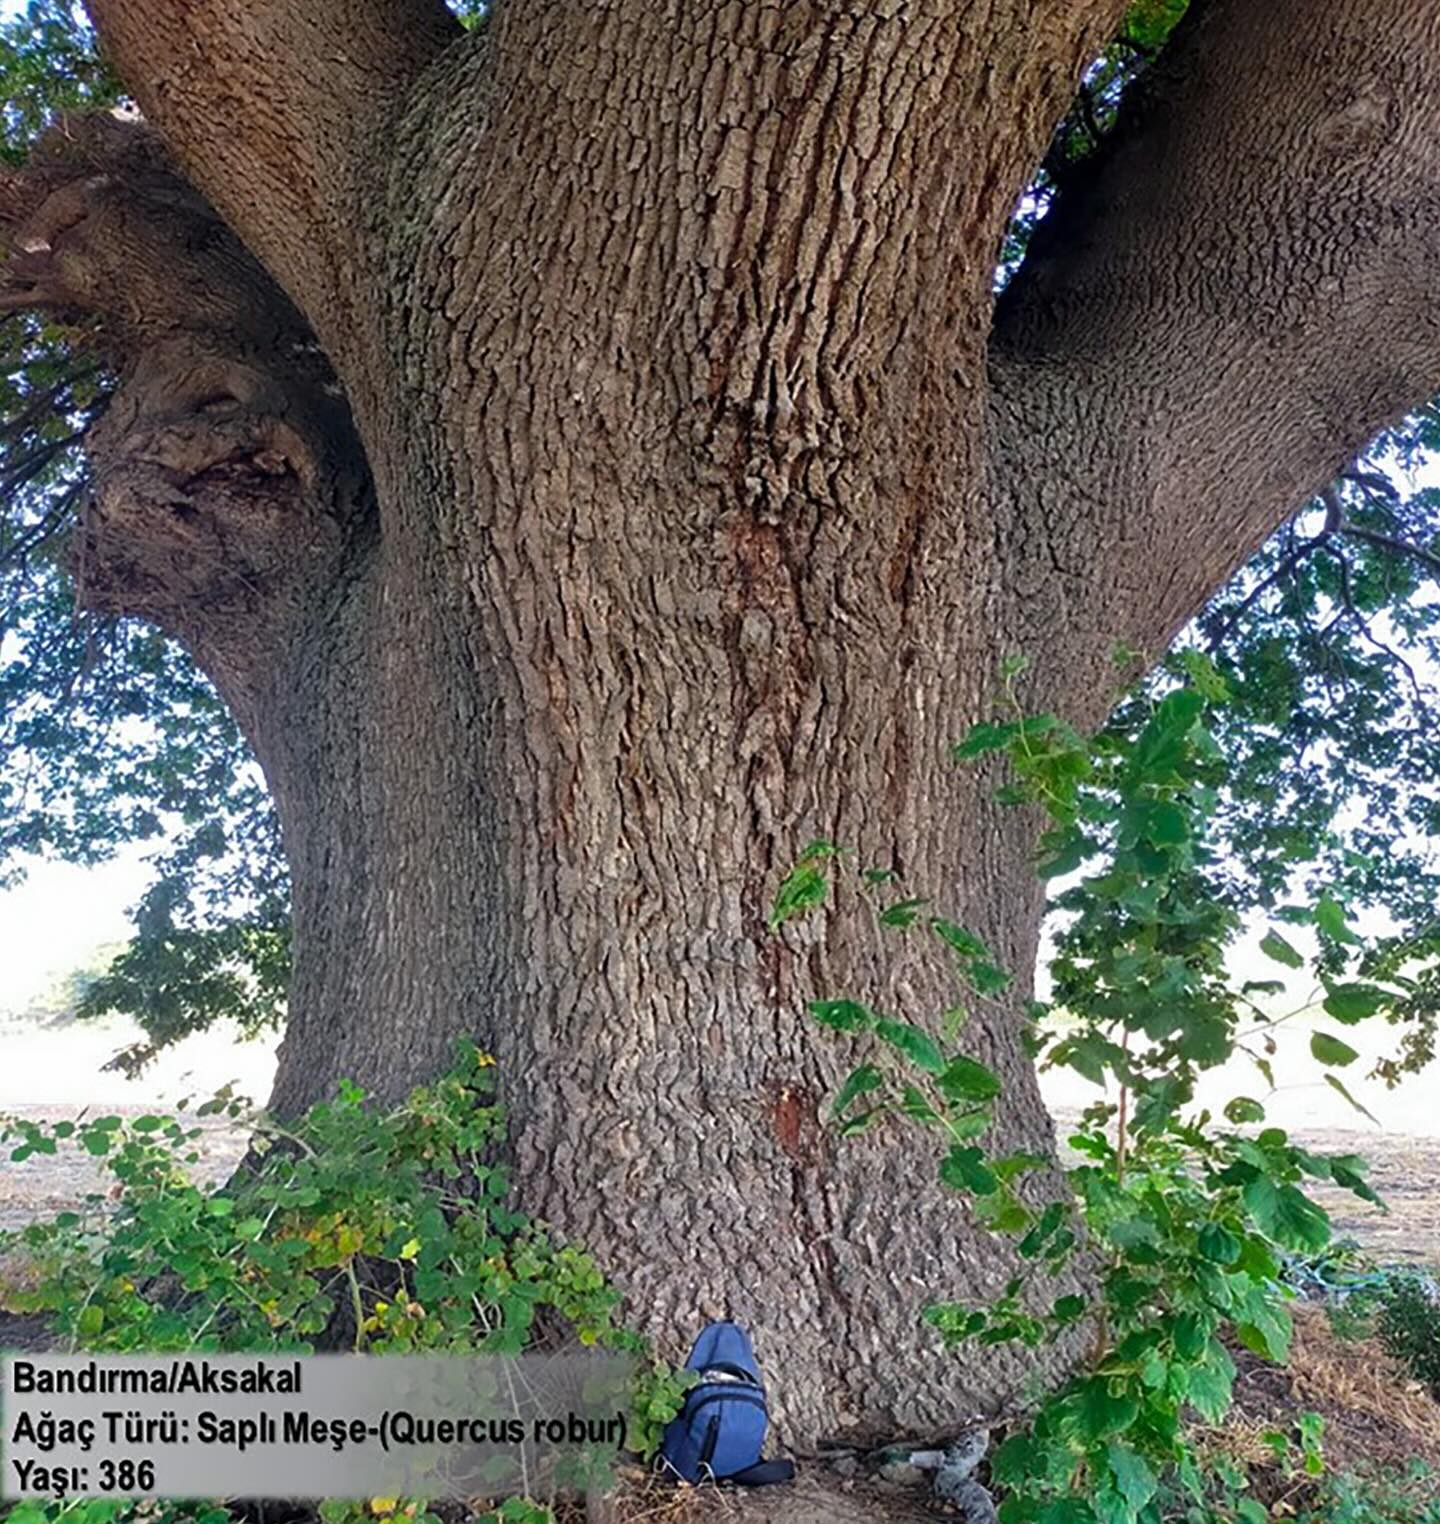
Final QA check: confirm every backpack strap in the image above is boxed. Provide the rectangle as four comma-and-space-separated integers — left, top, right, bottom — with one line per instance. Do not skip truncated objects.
724, 1458, 796, 1487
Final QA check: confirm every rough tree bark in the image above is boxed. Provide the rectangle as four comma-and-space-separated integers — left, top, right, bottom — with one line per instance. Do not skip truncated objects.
6, 0, 1439, 1450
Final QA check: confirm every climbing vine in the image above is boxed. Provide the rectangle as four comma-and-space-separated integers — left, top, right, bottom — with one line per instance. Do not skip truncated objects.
772, 656, 1414, 1522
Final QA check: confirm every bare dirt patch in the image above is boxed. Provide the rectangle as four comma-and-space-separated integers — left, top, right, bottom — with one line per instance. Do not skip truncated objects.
1299, 1126, 1440, 1268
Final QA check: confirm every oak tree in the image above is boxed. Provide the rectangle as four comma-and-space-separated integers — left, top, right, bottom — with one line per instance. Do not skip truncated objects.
4, 0, 1440, 1442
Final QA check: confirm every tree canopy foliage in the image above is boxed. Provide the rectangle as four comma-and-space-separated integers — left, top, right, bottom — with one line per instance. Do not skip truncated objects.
0, 0, 1438, 1087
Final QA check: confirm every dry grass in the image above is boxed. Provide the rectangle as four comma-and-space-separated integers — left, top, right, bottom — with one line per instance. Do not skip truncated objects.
1193, 1302, 1440, 1513
1285, 1304, 1440, 1460
579, 1465, 954, 1524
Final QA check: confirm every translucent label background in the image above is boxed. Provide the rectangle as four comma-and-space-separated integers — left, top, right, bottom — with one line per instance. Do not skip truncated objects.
2, 1353, 634, 1499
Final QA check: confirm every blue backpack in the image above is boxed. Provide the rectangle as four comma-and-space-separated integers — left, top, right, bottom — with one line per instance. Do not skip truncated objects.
659, 1322, 796, 1486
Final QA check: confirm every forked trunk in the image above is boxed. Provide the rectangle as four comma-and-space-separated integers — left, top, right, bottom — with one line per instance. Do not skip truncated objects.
249, 10, 1110, 1439
261, 418, 1076, 1441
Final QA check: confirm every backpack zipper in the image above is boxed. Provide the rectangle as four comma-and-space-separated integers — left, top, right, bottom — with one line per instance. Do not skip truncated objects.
699, 1413, 721, 1469
686, 1391, 766, 1421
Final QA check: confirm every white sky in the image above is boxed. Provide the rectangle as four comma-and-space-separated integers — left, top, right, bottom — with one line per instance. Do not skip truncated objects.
1, 848, 150, 1010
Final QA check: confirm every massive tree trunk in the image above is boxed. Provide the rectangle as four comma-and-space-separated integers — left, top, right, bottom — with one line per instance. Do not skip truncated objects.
6, 0, 1439, 1447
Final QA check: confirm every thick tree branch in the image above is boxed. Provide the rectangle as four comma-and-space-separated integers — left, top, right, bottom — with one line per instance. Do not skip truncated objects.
988, 0, 1440, 664
84, 0, 462, 355
1341, 523, 1440, 580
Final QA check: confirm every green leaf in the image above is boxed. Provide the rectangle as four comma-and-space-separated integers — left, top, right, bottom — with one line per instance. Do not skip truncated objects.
1176, 1012, 1232, 1068
1224, 1096, 1266, 1124
965, 960, 1013, 995
897, 1086, 942, 1124
953, 721, 1019, 760
837, 1107, 888, 1137
1035, 1503, 1092, 1524
1072, 1378, 1139, 1442
1056, 1031, 1126, 1087
990, 1433, 1040, 1488
879, 897, 930, 927
1309, 1031, 1359, 1068
1236, 1301, 1293, 1363
1154, 685, 1206, 735
974, 1192, 1031, 1234
1145, 801, 1189, 846
937, 1054, 1002, 1103
1017, 1201, 1066, 1258
874, 1018, 945, 1075
1328, 1154, 1382, 1205
946, 1107, 993, 1141
939, 1145, 999, 1196
1323, 1072, 1380, 1124
808, 999, 875, 1034
1186, 1341, 1236, 1423
1173, 648, 1230, 701
1322, 982, 1389, 1024
1107, 1217, 1159, 1251
1259, 930, 1304, 969
768, 849, 835, 929
832, 1064, 884, 1117
1197, 1222, 1241, 1265
1314, 894, 1362, 945
1172, 1311, 1209, 1360
930, 917, 989, 957
993, 1151, 1049, 1183
1106, 1443, 1157, 1515
1243, 1177, 1329, 1252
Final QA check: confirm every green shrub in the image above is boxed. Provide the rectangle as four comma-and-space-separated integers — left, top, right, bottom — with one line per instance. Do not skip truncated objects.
1376, 1276, 1440, 1400
1296, 1462, 1440, 1524
1, 1040, 688, 1524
